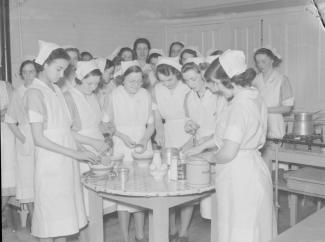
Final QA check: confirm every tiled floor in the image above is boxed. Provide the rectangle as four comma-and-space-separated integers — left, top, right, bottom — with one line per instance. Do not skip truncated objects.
2, 192, 321, 242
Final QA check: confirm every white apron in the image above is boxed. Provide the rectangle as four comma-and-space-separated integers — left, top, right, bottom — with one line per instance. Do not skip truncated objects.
111, 86, 152, 212
185, 89, 227, 219
68, 87, 116, 215
28, 79, 87, 238
213, 89, 276, 242
0, 81, 16, 196
253, 71, 286, 138
154, 82, 190, 148
5, 84, 35, 202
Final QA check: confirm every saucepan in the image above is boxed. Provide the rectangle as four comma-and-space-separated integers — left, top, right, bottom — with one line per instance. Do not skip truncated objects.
292, 110, 323, 136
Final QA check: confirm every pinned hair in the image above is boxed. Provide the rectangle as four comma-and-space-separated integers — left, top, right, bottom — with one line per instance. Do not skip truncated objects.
118, 47, 135, 61
75, 69, 101, 85
156, 64, 182, 81
35, 48, 70, 72
19, 60, 37, 78
179, 49, 198, 65
254, 48, 282, 67
181, 62, 208, 74
148, 53, 162, 63
204, 58, 256, 88
168, 41, 185, 57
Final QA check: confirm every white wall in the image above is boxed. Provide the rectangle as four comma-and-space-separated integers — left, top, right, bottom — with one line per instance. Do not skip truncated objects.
9, 0, 167, 87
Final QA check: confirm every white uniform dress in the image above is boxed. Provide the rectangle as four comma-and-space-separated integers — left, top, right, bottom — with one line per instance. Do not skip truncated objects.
213, 88, 276, 242
253, 70, 294, 138
185, 89, 227, 219
108, 85, 153, 212
65, 87, 116, 215
0, 80, 16, 196
5, 84, 35, 203
25, 79, 87, 238
154, 81, 191, 148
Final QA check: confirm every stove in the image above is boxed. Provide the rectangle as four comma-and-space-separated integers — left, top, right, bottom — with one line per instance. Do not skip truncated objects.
267, 129, 325, 151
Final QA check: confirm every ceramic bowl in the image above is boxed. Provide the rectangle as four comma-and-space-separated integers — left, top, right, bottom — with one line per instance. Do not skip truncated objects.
89, 163, 113, 176
132, 151, 154, 167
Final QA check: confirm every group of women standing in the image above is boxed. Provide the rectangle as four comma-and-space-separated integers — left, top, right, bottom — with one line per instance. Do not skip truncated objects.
0, 36, 294, 242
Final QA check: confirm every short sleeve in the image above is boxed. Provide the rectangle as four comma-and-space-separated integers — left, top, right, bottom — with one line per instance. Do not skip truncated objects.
280, 76, 294, 106
25, 88, 46, 123
222, 104, 247, 144
63, 92, 81, 131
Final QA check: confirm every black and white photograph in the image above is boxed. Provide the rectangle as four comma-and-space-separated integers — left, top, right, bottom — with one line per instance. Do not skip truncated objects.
1, 0, 325, 242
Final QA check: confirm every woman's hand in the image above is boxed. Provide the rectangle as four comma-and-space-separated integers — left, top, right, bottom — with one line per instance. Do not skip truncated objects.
135, 138, 148, 154
74, 150, 99, 165
101, 122, 116, 135
184, 120, 200, 135
120, 134, 136, 148
183, 145, 205, 157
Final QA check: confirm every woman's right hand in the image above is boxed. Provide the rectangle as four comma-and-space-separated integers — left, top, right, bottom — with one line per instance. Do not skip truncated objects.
74, 150, 99, 165
184, 120, 199, 135
121, 134, 136, 148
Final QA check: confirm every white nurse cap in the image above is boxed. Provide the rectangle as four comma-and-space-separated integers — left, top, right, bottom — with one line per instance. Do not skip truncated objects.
121, 60, 141, 74
156, 57, 182, 72
149, 48, 164, 56
219, 49, 247, 78
205, 55, 220, 64
35, 40, 60, 65
76, 60, 99, 80
181, 46, 202, 57
94, 58, 107, 73
183, 57, 206, 66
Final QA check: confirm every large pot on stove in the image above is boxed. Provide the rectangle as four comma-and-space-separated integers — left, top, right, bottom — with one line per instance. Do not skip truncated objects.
292, 111, 321, 136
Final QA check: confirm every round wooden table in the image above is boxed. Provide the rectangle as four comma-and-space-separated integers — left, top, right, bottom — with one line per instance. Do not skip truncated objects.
81, 163, 216, 242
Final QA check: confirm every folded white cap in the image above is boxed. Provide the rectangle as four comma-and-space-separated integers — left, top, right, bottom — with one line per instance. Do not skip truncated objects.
121, 60, 141, 74
107, 46, 121, 60
94, 58, 107, 73
156, 57, 182, 72
76, 60, 99, 80
35, 40, 60, 65
205, 55, 220, 64
183, 57, 206, 66
219, 50, 247, 78
149, 48, 164, 56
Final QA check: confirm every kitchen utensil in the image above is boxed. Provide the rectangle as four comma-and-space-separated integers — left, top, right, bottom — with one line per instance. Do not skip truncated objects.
186, 155, 210, 187
118, 167, 129, 190
89, 163, 114, 176
292, 111, 323, 136
161, 148, 179, 165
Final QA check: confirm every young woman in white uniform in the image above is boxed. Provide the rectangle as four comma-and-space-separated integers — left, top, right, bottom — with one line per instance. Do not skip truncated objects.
153, 57, 191, 242
105, 60, 154, 242
25, 41, 108, 242
181, 58, 227, 220
185, 50, 276, 242
5, 60, 37, 218
1, 80, 16, 213
253, 47, 294, 171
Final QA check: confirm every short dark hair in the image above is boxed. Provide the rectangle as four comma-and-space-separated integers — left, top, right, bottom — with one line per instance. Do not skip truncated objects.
204, 58, 256, 88
133, 38, 151, 61
209, 50, 223, 56
181, 62, 208, 74
118, 47, 135, 61
156, 64, 182, 81
35, 48, 70, 72
254, 48, 282, 68
80, 51, 93, 60
169, 41, 185, 57
148, 53, 162, 63
179, 49, 198, 65
75, 69, 102, 85
19, 60, 37, 78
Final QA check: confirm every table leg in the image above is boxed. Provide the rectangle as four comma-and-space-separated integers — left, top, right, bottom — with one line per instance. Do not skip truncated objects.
150, 203, 169, 242
88, 190, 104, 242
288, 194, 298, 226
211, 193, 217, 242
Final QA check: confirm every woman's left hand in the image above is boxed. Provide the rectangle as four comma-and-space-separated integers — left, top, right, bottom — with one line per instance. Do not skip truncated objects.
183, 145, 205, 157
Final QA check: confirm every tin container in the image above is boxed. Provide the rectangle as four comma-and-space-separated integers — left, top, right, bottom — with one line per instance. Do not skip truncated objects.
186, 156, 210, 187
161, 148, 179, 165
177, 152, 186, 180
168, 154, 179, 180
118, 167, 129, 190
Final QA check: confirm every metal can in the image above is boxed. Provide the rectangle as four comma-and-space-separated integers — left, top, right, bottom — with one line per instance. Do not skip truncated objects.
168, 154, 179, 180
177, 152, 186, 180
118, 167, 129, 190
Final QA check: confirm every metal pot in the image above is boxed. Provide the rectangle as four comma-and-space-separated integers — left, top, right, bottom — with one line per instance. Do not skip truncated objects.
186, 156, 210, 187
292, 111, 318, 136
